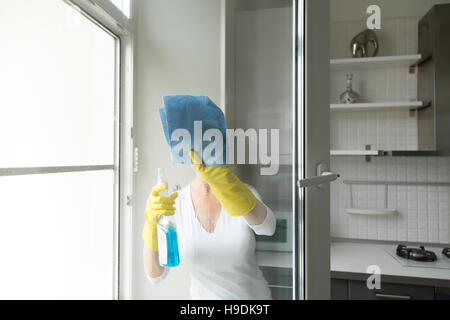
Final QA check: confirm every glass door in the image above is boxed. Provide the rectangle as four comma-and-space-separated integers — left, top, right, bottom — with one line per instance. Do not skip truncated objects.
134, 0, 332, 300
224, 0, 295, 300
128, 0, 297, 300
224, 0, 334, 300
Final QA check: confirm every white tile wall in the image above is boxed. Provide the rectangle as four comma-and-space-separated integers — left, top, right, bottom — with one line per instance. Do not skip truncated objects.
330, 109, 418, 151
330, 17, 450, 244
331, 156, 450, 244
330, 17, 421, 151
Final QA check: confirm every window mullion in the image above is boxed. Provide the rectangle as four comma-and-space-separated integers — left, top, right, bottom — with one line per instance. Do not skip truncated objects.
0, 165, 115, 177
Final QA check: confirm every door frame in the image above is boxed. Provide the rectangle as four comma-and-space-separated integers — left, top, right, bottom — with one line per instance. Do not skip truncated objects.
295, 0, 331, 300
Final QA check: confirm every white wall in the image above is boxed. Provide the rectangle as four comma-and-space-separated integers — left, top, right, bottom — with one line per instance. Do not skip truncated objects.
132, 0, 221, 299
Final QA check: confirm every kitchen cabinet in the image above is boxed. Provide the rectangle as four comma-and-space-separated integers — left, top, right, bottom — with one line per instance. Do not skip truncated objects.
348, 280, 434, 300
331, 279, 348, 300
435, 287, 450, 300
331, 278, 448, 300
415, 4, 450, 152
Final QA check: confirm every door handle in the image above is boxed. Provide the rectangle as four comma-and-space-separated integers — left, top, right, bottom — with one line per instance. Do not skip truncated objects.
297, 172, 339, 188
297, 163, 339, 189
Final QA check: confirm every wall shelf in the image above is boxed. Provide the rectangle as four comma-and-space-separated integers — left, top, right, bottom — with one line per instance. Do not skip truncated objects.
330, 54, 422, 71
345, 208, 398, 216
330, 101, 427, 112
331, 150, 385, 156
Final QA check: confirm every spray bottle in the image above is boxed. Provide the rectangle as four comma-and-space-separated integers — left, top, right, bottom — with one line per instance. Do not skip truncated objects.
156, 168, 180, 267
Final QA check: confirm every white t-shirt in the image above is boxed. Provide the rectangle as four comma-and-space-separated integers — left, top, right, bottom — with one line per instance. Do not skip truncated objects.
146, 184, 276, 300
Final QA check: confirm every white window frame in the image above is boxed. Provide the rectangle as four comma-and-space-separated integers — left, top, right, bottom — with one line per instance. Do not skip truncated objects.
61, 0, 135, 300
0, 0, 134, 299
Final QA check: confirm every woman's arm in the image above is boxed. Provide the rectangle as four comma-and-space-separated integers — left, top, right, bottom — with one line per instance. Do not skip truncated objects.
244, 199, 267, 226
143, 246, 165, 279
243, 185, 276, 236
244, 196, 276, 236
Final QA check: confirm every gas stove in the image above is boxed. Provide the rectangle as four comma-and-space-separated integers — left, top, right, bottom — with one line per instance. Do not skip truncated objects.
443, 248, 450, 259
396, 245, 437, 262
385, 245, 450, 270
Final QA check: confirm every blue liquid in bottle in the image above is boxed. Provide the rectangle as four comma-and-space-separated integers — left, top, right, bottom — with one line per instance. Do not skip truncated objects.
158, 224, 180, 267
156, 168, 180, 268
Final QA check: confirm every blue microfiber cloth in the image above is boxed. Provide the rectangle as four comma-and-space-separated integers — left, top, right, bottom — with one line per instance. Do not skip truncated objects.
159, 95, 227, 166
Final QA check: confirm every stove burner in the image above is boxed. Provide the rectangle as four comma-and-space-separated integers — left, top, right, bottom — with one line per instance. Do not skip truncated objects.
396, 245, 437, 262
443, 248, 450, 259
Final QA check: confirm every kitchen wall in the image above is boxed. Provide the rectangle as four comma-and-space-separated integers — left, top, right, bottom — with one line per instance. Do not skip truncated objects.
330, 0, 450, 245
331, 156, 450, 244
330, 16, 419, 151
133, 0, 221, 299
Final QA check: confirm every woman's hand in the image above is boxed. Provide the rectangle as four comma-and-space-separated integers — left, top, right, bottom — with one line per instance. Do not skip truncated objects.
190, 150, 256, 218
142, 185, 178, 251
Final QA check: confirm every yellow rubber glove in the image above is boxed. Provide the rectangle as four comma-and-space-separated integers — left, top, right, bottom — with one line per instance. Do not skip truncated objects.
142, 185, 178, 251
190, 150, 256, 217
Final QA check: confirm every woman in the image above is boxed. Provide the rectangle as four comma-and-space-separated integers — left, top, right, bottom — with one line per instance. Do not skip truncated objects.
143, 151, 276, 300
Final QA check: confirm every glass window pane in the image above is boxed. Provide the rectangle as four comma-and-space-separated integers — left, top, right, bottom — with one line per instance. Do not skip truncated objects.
110, 0, 131, 18
0, 0, 116, 168
0, 171, 115, 299
232, 3, 294, 300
